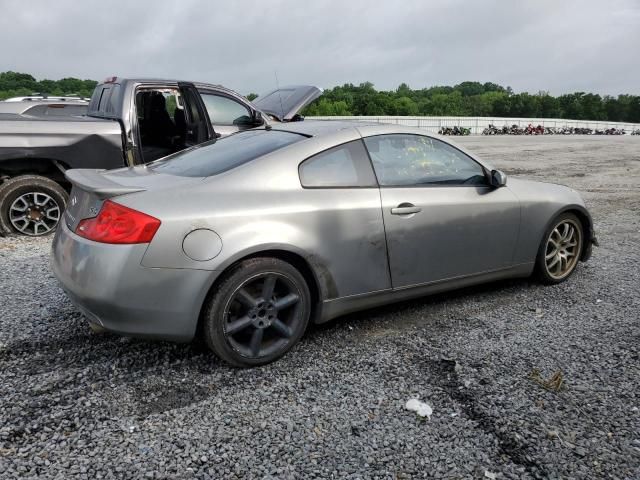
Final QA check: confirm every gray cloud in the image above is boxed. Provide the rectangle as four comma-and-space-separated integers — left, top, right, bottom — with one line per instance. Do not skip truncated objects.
1, 0, 638, 95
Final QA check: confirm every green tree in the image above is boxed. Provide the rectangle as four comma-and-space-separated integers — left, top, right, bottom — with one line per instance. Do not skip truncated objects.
393, 96, 418, 116
537, 92, 561, 118
396, 83, 412, 97
0, 71, 37, 92
304, 98, 351, 116
455, 81, 485, 97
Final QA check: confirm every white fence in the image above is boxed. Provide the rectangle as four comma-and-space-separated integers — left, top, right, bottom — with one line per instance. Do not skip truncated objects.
307, 116, 640, 135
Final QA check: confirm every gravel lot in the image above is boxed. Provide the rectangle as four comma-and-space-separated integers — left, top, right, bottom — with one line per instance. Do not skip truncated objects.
1, 136, 639, 479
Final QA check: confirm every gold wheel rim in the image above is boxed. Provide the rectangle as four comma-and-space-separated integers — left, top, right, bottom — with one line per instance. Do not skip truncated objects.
544, 219, 582, 280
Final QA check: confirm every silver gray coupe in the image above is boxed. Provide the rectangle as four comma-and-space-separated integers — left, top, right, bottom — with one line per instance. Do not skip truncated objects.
51, 122, 596, 366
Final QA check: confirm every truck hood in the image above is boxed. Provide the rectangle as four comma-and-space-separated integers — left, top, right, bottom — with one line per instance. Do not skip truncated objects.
252, 85, 322, 122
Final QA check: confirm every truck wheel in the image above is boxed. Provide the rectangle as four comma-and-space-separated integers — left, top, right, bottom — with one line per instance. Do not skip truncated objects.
0, 175, 68, 236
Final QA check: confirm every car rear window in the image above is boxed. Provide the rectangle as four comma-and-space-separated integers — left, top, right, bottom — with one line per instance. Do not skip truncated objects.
149, 129, 305, 177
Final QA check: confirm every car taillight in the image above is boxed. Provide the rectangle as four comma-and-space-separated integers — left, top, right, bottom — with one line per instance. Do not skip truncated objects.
75, 200, 160, 244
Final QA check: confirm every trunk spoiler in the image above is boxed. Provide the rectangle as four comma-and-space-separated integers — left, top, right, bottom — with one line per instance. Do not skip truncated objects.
65, 169, 146, 198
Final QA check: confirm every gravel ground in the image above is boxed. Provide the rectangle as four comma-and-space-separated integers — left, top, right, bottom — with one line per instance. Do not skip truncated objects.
1, 136, 639, 479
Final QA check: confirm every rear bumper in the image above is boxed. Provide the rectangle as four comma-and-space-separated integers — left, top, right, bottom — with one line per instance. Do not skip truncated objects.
50, 222, 215, 342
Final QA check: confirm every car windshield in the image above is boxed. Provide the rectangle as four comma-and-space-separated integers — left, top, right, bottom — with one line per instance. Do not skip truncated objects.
149, 129, 306, 177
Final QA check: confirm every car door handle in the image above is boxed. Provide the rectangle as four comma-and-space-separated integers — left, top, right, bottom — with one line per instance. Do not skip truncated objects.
391, 204, 422, 215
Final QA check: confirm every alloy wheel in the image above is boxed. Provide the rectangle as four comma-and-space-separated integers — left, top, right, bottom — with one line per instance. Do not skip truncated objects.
544, 218, 582, 280
9, 192, 61, 236
223, 272, 303, 359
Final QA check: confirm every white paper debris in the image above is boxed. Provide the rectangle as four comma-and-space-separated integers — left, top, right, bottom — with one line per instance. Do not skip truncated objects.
484, 470, 497, 479
405, 399, 433, 419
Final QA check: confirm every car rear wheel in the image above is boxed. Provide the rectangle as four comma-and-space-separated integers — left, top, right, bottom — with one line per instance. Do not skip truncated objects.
535, 213, 583, 284
0, 175, 68, 236
203, 257, 311, 367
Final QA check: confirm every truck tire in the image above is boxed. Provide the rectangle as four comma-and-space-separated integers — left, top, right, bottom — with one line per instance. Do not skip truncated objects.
0, 175, 68, 236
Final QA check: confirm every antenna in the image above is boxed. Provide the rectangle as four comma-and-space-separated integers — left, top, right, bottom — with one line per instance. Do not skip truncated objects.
274, 70, 285, 121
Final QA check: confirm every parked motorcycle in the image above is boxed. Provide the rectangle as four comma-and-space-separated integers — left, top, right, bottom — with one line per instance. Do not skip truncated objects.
524, 124, 545, 135
438, 126, 470, 136
482, 124, 501, 135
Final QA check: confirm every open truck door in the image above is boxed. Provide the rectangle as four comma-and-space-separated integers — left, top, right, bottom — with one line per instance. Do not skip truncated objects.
178, 82, 216, 147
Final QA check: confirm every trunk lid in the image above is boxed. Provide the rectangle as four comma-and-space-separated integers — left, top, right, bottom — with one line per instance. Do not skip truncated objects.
63, 167, 200, 231
252, 85, 322, 122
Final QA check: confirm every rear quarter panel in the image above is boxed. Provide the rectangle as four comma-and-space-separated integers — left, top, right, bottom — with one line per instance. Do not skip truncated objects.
123, 128, 392, 301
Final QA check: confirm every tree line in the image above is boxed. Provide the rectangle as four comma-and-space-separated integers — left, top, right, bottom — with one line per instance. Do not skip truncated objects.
302, 82, 640, 123
0, 71, 97, 100
2, 71, 639, 122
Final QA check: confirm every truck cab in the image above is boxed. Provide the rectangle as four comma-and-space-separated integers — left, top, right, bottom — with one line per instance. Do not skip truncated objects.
0, 78, 321, 236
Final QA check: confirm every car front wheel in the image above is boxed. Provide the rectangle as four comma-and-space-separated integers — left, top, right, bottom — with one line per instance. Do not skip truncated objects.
536, 212, 583, 284
203, 257, 311, 367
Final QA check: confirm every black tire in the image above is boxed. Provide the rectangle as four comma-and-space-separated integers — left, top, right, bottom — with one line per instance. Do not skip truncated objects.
535, 212, 584, 285
203, 257, 311, 367
0, 182, 8, 236
0, 175, 68, 236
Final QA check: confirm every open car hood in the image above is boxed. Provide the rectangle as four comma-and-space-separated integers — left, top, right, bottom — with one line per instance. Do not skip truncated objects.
252, 85, 322, 122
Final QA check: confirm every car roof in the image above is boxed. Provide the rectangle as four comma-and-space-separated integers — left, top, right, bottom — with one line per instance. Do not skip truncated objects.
3, 96, 89, 102
0, 100, 87, 115
272, 120, 449, 140
115, 78, 240, 97
271, 120, 381, 136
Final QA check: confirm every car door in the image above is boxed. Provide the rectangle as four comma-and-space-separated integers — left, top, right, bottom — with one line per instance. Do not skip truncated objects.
199, 90, 256, 136
177, 82, 215, 146
297, 138, 391, 297
362, 133, 520, 289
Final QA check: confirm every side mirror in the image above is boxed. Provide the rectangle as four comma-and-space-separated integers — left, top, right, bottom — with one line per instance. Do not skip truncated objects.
490, 169, 507, 188
251, 110, 264, 126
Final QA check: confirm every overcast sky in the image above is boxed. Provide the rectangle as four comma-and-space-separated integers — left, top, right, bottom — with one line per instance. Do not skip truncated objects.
2, 0, 639, 96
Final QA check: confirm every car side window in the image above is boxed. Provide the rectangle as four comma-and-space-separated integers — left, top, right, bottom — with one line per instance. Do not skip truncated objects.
200, 93, 252, 126
299, 140, 378, 188
363, 134, 487, 186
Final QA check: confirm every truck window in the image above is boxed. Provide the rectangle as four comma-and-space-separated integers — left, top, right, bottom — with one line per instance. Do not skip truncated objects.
98, 87, 111, 111
89, 86, 110, 112
135, 88, 184, 163
105, 84, 121, 114
201, 93, 251, 126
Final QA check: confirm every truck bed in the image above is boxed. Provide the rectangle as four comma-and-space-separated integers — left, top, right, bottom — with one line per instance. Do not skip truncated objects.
0, 114, 125, 170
